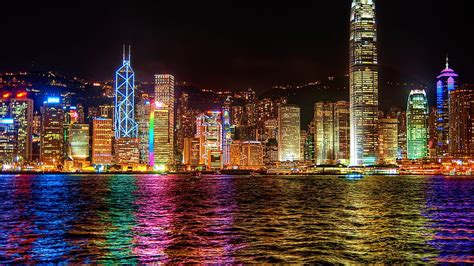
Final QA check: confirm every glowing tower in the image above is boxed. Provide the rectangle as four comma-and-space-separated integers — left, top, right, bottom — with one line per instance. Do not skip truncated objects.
407, 90, 429, 160
436, 56, 458, 157
114, 46, 138, 139
349, 0, 379, 165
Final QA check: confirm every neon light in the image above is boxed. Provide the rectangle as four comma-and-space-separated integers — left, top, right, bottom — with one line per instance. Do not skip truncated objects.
2, 93, 11, 99
148, 102, 155, 166
0, 118, 14, 124
47, 97, 60, 103
16, 92, 27, 98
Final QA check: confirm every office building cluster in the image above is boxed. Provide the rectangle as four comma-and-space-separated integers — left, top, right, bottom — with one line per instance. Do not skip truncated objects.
0, 0, 472, 174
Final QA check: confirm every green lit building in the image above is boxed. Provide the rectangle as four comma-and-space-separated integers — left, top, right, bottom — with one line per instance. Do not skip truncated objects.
406, 90, 429, 159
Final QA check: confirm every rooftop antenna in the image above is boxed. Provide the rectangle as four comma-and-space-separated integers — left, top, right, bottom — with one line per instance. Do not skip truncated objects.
128, 45, 131, 62
122, 45, 126, 62
445, 53, 449, 69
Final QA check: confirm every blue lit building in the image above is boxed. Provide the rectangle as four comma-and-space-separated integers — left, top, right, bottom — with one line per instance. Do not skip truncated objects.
436, 57, 458, 157
114, 46, 138, 139
0, 118, 17, 164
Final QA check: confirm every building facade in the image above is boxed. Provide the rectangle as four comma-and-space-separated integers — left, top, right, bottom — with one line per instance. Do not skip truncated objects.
92, 118, 113, 165
407, 90, 429, 160
349, 0, 379, 166
154, 74, 175, 164
448, 85, 473, 157
435, 58, 458, 157
278, 105, 301, 162
40, 97, 65, 167
378, 118, 398, 164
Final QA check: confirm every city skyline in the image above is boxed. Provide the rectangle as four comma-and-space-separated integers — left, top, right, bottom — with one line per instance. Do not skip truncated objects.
0, 1, 472, 93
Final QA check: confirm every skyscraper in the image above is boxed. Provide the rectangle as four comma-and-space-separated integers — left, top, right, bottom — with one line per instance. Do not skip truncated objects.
136, 99, 151, 164
196, 111, 223, 170
92, 118, 113, 166
150, 101, 173, 169
67, 124, 90, 161
278, 105, 300, 162
349, 0, 379, 166
314, 102, 335, 165
448, 85, 473, 157
40, 97, 65, 167
378, 118, 398, 164
407, 90, 429, 160
114, 46, 138, 139
334, 101, 351, 165
154, 74, 175, 164
0, 92, 34, 162
0, 118, 16, 164
436, 57, 458, 157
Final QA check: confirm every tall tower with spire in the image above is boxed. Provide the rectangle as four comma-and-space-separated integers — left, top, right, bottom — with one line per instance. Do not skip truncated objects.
349, 0, 379, 166
436, 55, 458, 157
114, 45, 138, 139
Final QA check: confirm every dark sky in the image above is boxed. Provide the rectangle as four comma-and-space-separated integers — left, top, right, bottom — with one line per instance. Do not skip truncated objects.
1, 0, 472, 91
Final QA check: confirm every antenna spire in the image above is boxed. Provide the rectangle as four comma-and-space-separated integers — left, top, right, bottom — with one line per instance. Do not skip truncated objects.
122, 45, 126, 62
445, 53, 449, 69
128, 45, 131, 62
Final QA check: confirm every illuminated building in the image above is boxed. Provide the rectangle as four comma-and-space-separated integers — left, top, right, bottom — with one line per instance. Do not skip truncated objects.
114, 46, 138, 139
33, 111, 41, 135
92, 118, 113, 165
99, 104, 114, 120
397, 111, 408, 159
228, 140, 264, 169
407, 89, 429, 160
428, 107, 438, 157
263, 119, 278, 141
77, 103, 85, 124
278, 105, 300, 162
231, 105, 243, 126
334, 101, 350, 165
448, 85, 473, 157
436, 56, 458, 157
40, 97, 65, 166
196, 111, 223, 170
183, 137, 200, 168
300, 130, 308, 161
154, 74, 175, 165
136, 99, 151, 164
314, 102, 335, 165
257, 98, 275, 126
0, 118, 16, 164
0, 92, 34, 162
222, 97, 233, 167
378, 118, 398, 164
264, 138, 278, 164
67, 124, 89, 160
349, 0, 379, 166
114, 138, 140, 165
150, 101, 173, 169
313, 101, 350, 165
304, 121, 315, 162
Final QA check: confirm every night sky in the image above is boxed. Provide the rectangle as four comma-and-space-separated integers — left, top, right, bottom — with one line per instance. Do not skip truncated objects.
1, 0, 472, 92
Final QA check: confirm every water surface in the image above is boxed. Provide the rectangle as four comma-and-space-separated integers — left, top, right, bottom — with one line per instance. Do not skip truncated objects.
0, 174, 473, 263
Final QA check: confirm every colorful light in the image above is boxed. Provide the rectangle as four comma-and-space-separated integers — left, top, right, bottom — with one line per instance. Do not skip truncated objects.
47, 97, 60, 104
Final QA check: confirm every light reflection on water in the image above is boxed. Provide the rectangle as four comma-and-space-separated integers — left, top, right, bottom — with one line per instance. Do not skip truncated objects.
0, 174, 472, 263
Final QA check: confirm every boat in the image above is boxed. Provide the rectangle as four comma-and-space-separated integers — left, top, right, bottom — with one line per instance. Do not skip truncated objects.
339, 172, 364, 179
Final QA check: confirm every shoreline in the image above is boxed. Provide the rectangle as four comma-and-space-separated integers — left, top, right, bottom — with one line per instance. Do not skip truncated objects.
0, 171, 470, 177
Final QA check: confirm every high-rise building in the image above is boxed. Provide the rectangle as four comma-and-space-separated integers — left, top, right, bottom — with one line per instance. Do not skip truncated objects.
448, 85, 473, 157
196, 111, 223, 170
154, 74, 175, 164
278, 105, 300, 162
40, 97, 65, 167
428, 107, 438, 158
378, 118, 398, 164
136, 99, 151, 164
0, 118, 16, 164
407, 90, 429, 160
150, 102, 173, 169
183, 137, 200, 168
77, 103, 85, 124
67, 124, 89, 161
436, 57, 458, 157
99, 104, 114, 120
92, 118, 113, 165
0, 92, 34, 162
222, 97, 234, 167
334, 101, 350, 165
349, 0, 379, 166
114, 138, 140, 165
314, 102, 335, 165
114, 46, 138, 139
